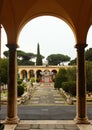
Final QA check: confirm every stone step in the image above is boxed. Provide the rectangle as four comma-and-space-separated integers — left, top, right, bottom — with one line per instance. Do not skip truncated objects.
14, 124, 79, 130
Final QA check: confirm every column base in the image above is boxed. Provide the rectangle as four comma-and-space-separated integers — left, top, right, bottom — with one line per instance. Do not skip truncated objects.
4, 116, 20, 124
0, 123, 4, 130
74, 116, 90, 124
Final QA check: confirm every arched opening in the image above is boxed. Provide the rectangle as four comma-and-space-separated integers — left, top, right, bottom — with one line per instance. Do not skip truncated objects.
15, 15, 77, 120
21, 70, 27, 81
52, 70, 57, 80
1, 0, 91, 125
86, 25, 92, 109
29, 70, 35, 78
86, 25, 92, 50
0, 16, 76, 121
0, 25, 8, 58
36, 69, 42, 79
18, 16, 76, 63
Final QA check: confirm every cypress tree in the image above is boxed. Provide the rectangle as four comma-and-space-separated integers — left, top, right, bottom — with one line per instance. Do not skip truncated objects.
36, 43, 42, 65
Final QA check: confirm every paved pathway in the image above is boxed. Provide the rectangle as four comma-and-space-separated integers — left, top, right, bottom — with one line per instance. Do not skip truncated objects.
1, 84, 92, 129
24, 85, 67, 106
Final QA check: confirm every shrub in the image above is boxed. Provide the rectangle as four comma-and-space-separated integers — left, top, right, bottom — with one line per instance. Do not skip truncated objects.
17, 84, 24, 97
54, 68, 67, 89
30, 77, 35, 86
17, 79, 23, 85
87, 82, 92, 92
62, 81, 76, 96
36, 78, 40, 83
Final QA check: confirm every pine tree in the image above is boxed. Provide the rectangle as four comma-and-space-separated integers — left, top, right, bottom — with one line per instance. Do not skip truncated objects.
36, 43, 42, 65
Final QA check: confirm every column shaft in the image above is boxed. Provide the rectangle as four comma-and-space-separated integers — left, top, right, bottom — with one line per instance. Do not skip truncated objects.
5, 44, 19, 124
74, 44, 90, 124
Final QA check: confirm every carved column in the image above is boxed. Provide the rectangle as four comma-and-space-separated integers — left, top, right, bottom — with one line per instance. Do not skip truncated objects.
74, 44, 90, 124
5, 44, 19, 124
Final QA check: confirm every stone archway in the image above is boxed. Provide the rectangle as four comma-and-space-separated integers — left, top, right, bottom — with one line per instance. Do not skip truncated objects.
0, 0, 91, 124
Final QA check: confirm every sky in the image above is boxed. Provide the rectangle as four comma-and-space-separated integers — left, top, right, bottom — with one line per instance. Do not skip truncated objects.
1, 16, 92, 61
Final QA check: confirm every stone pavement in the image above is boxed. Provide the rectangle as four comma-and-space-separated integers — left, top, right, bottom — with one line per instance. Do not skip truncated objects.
3, 120, 92, 130
2, 84, 92, 130
14, 123, 79, 130
24, 85, 67, 106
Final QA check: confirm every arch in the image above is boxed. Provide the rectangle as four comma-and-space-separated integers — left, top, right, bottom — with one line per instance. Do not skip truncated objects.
17, 15, 76, 62
36, 69, 42, 79
21, 70, 27, 80
28, 70, 35, 79
86, 25, 92, 48
52, 69, 57, 80
1, 25, 8, 57
17, 14, 77, 45
1, 0, 91, 124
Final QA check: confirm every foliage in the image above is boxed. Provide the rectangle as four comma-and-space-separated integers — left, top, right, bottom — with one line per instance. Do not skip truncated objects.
17, 50, 36, 65
66, 67, 76, 81
68, 47, 92, 64
54, 67, 76, 95
0, 58, 8, 84
46, 54, 70, 65
68, 58, 76, 65
54, 68, 67, 89
36, 78, 40, 82
87, 82, 92, 92
36, 43, 43, 65
17, 50, 36, 60
17, 79, 25, 97
17, 79, 23, 85
3, 50, 36, 65
17, 84, 24, 97
18, 59, 34, 65
62, 81, 76, 96
85, 48, 92, 61
86, 61, 92, 91
30, 77, 35, 86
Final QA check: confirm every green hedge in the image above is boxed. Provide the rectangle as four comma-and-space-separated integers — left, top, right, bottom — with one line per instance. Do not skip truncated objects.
62, 81, 76, 96
87, 82, 92, 92
17, 84, 24, 97
54, 68, 67, 89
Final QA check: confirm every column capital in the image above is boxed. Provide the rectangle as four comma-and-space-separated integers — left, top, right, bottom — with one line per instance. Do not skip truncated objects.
75, 43, 88, 49
6, 44, 19, 49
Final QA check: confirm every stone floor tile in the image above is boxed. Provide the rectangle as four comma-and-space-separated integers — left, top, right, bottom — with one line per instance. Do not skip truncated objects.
47, 124, 56, 129
14, 124, 30, 130
4, 124, 16, 130
31, 124, 40, 129
77, 124, 92, 130
31, 129, 41, 130
30, 129, 40, 130
39, 124, 48, 129
64, 124, 79, 130
55, 124, 64, 129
